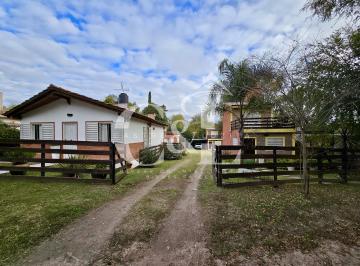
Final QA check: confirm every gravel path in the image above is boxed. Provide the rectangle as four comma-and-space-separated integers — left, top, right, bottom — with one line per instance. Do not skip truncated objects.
20, 159, 191, 266
131, 163, 212, 266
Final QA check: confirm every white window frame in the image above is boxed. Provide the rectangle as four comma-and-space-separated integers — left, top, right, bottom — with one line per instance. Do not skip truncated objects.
98, 122, 112, 142
31, 123, 42, 140
265, 136, 285, 147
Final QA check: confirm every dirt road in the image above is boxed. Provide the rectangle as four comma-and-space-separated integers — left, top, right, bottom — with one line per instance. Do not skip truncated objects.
21, 159, 191, 266
131, 163, 212, 266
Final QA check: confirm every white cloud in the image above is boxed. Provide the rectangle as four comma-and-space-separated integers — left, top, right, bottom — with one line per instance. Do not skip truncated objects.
0, 0, 345, 117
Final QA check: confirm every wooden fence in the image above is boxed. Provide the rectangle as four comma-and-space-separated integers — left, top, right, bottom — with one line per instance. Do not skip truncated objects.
139, 144, 164, 165
213, 145, 360, 187
0, 139, 127, 184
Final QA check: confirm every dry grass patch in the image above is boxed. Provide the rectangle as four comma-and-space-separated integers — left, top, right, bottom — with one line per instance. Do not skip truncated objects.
199, 166, 360, 262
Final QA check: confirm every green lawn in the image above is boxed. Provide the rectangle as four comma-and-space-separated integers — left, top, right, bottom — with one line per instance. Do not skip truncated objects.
0, 156, 188, 266
199, 166, 360, 262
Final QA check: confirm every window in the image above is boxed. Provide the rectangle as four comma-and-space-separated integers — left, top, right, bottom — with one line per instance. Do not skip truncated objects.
266, 137, 284, 147
63, 122, 78, 141
98, 123, 111, 142
32, 124, 42, 140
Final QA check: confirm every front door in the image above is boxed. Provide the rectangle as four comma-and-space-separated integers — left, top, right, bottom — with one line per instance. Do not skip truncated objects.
243, 138, 255, 155
63, 122, 78, 141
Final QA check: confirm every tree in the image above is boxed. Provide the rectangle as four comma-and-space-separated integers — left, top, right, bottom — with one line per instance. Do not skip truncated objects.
142, 104, 168, 124
258, 45, 331, 196
307, 28, 360, 149
128, 101, 140, 113
169, 114, 185, 132
0, 122, 19, 140
303, 0, 360, 22
182, 114, 205, 141
209, 59, 272, 145
103, 94, 117, 105
148, 91, 152, 104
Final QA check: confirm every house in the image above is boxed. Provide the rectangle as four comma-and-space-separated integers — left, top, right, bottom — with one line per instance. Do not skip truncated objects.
222, 102, 296, 155
4, 85, 167, 162
205, 127, 222, 149
164, 131, 180, 144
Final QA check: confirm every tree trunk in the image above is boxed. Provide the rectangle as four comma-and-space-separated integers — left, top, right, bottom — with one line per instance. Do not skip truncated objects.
301, 128, 309, 196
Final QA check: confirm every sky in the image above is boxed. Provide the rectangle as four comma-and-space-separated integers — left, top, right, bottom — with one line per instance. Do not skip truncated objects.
0, 0, 343, 118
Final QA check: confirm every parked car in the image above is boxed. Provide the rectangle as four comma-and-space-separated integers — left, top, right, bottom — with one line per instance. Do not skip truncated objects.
194, 144, 202, 150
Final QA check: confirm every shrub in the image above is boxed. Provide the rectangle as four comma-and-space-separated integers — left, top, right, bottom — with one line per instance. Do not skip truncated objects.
164, 143, 184, 160
4, 150, 35, 175
139, 146, 163, 165
0, 123, 20, 140
91, 163, 108, 179
59, 155, 87, 178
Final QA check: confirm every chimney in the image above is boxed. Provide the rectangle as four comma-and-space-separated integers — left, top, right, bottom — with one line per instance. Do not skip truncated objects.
147, 113, 156, 120
117, 93, 128, 109
0, 92, 3, 113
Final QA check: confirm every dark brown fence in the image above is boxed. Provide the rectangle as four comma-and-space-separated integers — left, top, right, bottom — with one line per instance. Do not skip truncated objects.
213, 145, 360, 187
0, 139, 127, 184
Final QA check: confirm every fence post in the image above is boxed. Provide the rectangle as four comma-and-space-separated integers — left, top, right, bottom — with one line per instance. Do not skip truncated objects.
341, 145, 348, 183
216, 146, 222, 187
109, 142, 116, 185
317, 148, 323, 184
40, 143, 45, 177
273, 148, 278, 187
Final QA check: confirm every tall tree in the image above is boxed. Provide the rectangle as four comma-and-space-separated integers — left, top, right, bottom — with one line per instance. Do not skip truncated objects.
209, 59, 272, 145
307, 28, 360, 148
148, 91, 152, 104
258, 45, 331, 196
303, 0, 360, 22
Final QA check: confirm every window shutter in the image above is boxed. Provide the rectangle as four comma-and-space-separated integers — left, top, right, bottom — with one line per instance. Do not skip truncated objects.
85, 122, 98, 141
112, 122, 124, 143
41, 123, 54, 140
20, 124, 31, 139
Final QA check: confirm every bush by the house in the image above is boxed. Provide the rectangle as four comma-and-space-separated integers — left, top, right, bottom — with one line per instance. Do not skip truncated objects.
0, 122, 20, 140
59, 155, 87, 178
164, 143, 184, 160
4, 150, 35, 175
91, 163, 108, 179
139, 145, 163, 165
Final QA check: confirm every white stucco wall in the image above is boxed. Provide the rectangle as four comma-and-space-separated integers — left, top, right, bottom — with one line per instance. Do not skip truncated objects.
20, 98, 165, 145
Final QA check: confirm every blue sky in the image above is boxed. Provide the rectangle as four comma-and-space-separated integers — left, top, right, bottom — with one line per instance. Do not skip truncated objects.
0, 0, 342, 116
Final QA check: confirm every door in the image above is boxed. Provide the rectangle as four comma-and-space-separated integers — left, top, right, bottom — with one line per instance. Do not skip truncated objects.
143, 126, 150, 148
244, 138, 255, 155
63, 122, 78, 141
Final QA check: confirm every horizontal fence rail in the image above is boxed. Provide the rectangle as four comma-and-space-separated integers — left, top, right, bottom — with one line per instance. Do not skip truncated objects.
0, 139, 127, 184
213, 145, 360, 188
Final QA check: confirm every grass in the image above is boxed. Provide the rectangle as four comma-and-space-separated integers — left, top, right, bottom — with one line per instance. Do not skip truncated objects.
199, 165, 360, 262
0, 156, 188, 266
98, 152, 201, 265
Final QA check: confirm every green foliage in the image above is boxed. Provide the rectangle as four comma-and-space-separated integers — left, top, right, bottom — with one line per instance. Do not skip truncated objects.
0, 122, 20, 140
139, 146, 163, 165
307, 28, 360, 144
168, 114, 185, 132
182, 114, 205, 141
142, 104, 168, 124
303, 0, 359, 22
3, 150, 34, 163
164, 143, 184, 160
127, 101, 140, 112
59, 155, 88, 178
148, 91, 152, 104
103, 94, 117, 105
